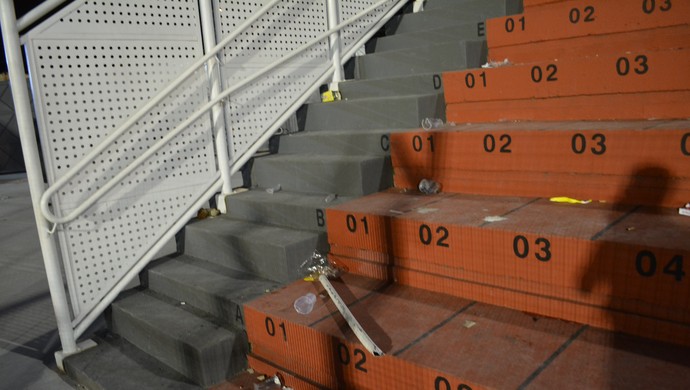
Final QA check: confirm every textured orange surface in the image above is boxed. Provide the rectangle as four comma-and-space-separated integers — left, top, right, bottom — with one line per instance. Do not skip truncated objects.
445, 91, 690, 123
326, 193, 690, 327
443, 49, 690, 104
487, 0, 690, 49
490, 24, 690, 64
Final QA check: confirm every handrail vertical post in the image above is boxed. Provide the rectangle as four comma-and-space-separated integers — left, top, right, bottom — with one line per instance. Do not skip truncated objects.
200, 0, 233, 210
327, 0, 345, 90
0, 0, 78, 360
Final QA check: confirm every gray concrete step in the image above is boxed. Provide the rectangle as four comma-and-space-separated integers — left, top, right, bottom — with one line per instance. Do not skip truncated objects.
183, 217, 327, 283
251, 153, 392, 197
355, 40, 486, 80
226, 189, 353, 232
386, 0, 522, 35
278, 129, 403, 157
146, 255, 280, 329
372, 22, 486, 53
111, 292, 246, 388
338, 74, 443, 100
424, 0, 522, 12
302, 93, 444, 131
64, 335, 200, 390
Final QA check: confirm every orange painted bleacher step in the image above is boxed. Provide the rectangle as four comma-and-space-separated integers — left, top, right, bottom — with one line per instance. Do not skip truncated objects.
489, 24, 690, 64
445, 90, 690, 122
487, 0, 690, 48
244, 275, 690, 389
443, 49, 690, 103
326, 193, 690, 327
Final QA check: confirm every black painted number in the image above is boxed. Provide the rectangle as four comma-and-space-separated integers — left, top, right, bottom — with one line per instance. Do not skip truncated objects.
380, 134, 390, 152
636, 250, 685, 282
681, 133, 690, 156
346, 214, 369, 234
513, 235, 552, 262
616, 55, 649, 76
531, 64, 558, 83
643, 0, 672, 14
571, 133, 607, 155
419, 224, 450, 248
337, 343, 368, 373
465, 72, 487, 89
483, 134, 512, 153
435, 376, 473, 390
265, 317, 287, 341
316, 209, 325, 227
504, 16, 525, 32
413, 135, 435, 153
569, 6, 595, 23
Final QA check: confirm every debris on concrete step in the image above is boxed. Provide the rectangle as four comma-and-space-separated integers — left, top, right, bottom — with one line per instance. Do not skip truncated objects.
418, 178, 441, 194
301, 251, 385, 357
482, 58, 511, 68
293, 293, 317, 315
550, 196, 592, 205
324, 193, 337, 203
483, 215, 508, 223
266, 184, 282, 194
196, 208, 221, 220
421, 117, 444, 130
320, 90, 341, 102
680, 203, 690, 217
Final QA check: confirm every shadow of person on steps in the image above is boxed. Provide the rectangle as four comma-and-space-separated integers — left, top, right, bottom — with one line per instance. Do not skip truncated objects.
580, 165, 690, 389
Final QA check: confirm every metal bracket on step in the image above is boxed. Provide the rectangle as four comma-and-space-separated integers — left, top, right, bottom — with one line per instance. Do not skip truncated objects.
54, 339, 98, 372
413, 0, 425, 13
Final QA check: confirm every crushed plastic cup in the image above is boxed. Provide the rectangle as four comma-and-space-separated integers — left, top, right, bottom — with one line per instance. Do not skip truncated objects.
266, 184, 281, 194
294, 293, 317, 314
421, 117, 444, 130
418, 178, 440, 195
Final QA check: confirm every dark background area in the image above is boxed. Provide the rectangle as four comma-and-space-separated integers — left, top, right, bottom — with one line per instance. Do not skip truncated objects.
1, 0, 56, 73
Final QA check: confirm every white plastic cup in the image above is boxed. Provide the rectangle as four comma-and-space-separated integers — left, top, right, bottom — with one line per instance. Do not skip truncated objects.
294, 293, 317, 314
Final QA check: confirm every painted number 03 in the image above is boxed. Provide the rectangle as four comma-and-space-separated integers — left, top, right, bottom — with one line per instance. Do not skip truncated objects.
435, 376, 472, 390
513, 235, 552, 262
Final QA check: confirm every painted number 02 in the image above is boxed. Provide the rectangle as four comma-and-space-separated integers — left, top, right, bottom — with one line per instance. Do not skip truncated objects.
337, 343, 368, 373
419, 224, 450, 248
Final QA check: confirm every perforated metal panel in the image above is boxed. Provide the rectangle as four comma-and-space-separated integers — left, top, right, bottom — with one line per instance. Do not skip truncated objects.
213, 0, 399, 156
24, 0, 213, 320
339, 0, 399, 52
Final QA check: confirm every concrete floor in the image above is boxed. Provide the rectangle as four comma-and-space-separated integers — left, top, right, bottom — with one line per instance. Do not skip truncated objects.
0, 175, 76, 389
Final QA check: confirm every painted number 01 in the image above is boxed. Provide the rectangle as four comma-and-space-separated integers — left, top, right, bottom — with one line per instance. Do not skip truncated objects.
265, 317, 286, 341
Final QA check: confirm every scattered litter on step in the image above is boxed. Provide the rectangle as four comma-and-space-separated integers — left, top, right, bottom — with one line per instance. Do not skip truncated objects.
680, 203, 690, 217
266, 184, 282, 194
626, 226, 636, 231
416, 207, 439, 214
389, 209, 405, 215
180, 301, 186, 306
321, 90, 341, 103
482, 58, 511, 68
294, 293, 317, 315
209, 208, 220, 217
324, 193, 337, 203
300, 251, 385, 357
418, 178, 441, 195
196, 208, 221, 219
253, 374, 284, 390
421, 117, 444, 130
483, 215, 507, 223
549, 196, 591, 205
463, 320, 477, 329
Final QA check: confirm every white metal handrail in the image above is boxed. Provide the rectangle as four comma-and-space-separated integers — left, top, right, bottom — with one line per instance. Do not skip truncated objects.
39, 0, 401, 226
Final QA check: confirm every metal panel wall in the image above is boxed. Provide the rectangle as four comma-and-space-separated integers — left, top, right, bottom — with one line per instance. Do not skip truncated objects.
23, 0, 214, 320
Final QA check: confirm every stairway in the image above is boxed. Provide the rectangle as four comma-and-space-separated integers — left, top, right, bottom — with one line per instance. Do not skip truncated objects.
243, 0, 690, 389
62, 0, 524, 388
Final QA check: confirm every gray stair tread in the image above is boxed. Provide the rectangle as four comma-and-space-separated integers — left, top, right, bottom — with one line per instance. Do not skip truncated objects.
389, 0, 521, 34
112, 291, 245, 387
113, 292, 236, 350
64, 337, 200, 390
424, 0, 520, 11
355, 40, 486, 80
338, 73, 443, 99
186, 216, 319, 246
278, 129, 406, 156
302, 93, 444, 131
229, 188, 352, 209
373, 23, 485, 53
147, 255, 280, 327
